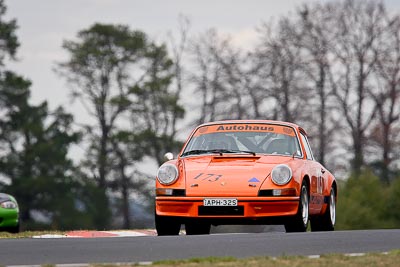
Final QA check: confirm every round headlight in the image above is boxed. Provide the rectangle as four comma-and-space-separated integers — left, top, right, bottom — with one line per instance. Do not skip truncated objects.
0, 201, 18, 209
271, 164, 293, 185
157, 163, 179, 185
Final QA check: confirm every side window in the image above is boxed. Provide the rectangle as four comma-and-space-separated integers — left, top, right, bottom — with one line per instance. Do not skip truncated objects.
300, 133, 314, 160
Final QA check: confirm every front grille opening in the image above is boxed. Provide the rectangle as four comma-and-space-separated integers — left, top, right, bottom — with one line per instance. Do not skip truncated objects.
198, 206, 244, 216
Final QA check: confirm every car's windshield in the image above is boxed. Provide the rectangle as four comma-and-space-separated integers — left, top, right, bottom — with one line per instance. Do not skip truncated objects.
182, 123, 302, 157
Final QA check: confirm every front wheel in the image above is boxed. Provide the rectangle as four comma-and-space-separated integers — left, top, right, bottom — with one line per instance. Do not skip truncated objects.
311, 187, 336, 231
285, 181, 309, 232
155, 214, 181, 236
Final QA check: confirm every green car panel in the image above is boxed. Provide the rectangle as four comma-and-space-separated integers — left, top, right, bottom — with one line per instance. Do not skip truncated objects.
0, 193, 20, 233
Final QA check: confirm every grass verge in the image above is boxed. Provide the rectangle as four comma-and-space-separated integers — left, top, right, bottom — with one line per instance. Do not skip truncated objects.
148, 251, 400, 267
0, 230, 65, 238
90, 251, 400, 267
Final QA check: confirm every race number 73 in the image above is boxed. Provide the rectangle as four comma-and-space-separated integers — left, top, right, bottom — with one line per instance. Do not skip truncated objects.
193, 173, 222, 182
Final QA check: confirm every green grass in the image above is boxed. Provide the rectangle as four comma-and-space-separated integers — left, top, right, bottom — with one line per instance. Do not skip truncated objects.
153, 257, 237, 265
148, 251, 400, 267
0, 230, 65, 238
91, 251, 400, 267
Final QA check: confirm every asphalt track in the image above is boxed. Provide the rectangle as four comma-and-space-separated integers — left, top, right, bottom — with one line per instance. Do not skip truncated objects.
0, 229, 399, 266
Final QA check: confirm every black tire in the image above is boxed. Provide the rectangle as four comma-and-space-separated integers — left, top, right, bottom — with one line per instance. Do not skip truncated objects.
285, 181, 309, 233
185, 221, 211, 235
311, 187, 336, 231
155, 214, 181, 236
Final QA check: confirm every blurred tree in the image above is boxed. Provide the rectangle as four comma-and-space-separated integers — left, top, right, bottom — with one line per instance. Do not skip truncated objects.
115, 41, 185, 226
329, 0, 385, 175
168, 14, 190, 125
0, 0, 103, 230
0, 0, 18, 67
58, 23, 148, 228
58, 23, 184, 228
107, 130, 151, 229
253, 18, 313, 123
190, 29, 234, 123
293, 3, 341, 167
190, 29, 256, 124
130, 42, 185, 166
0, 71, 88, 230
250, 3, 340, 168
367, 14, 400, 183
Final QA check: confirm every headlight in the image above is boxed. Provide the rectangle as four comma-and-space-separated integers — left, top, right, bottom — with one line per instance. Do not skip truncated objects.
271, 164, 293, 185
157, 163, 179, 185
0, 201, 18, 209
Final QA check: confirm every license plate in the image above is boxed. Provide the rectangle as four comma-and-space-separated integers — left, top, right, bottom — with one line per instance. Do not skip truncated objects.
203, 198, 238, 206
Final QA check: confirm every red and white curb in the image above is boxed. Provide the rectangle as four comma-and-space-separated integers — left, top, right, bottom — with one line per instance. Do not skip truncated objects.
32, 229, 157, 238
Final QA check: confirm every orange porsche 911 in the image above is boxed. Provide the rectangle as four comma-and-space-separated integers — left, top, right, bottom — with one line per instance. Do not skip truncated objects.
155, 120, 337, 235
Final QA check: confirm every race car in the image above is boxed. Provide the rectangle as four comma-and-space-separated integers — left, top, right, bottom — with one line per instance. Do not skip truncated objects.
0, 193, 20, 233
155, 120, 337, 235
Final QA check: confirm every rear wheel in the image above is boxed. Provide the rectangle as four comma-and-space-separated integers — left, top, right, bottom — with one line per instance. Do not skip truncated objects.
155, 214, 181, 236
185, 221, 211, 235
311, 187, 336, 231
285, 181, 309, 232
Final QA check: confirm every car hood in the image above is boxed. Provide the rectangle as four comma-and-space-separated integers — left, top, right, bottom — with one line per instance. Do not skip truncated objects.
182, 155, 292, 197
0, 193, 13, 203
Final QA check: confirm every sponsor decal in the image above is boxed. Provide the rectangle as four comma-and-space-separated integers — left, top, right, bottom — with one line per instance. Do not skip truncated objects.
198, 126, 208, 133
248, 177, 260, 183
310, 195, 324, 205
193, 124, 295, 137
283, 126, 293, 134
216, 125, 275, 131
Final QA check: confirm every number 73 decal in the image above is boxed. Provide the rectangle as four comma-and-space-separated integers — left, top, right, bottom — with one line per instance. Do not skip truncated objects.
193, 173, 222, 182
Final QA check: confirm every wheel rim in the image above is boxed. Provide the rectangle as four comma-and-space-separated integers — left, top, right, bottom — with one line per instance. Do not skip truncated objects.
329, 189, 336, 226
301, 185, 309, 225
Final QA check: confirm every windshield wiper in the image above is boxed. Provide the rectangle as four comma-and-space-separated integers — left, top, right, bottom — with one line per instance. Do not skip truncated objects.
181, 150, 217, 156
181, 149, 256, 157
226, 149, 257, 156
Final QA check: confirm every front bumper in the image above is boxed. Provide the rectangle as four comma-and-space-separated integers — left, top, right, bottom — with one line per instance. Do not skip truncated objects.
0, 208, 19, 228
156, 196, 299, 220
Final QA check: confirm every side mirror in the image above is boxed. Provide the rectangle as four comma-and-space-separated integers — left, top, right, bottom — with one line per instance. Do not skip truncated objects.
164, 152, 174, 161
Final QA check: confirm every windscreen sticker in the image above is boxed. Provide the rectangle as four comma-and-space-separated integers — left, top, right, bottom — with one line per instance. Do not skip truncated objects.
193, 124, 295, 137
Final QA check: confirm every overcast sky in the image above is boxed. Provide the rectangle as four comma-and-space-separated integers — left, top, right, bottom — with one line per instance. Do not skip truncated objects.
4, 0, 400, 121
